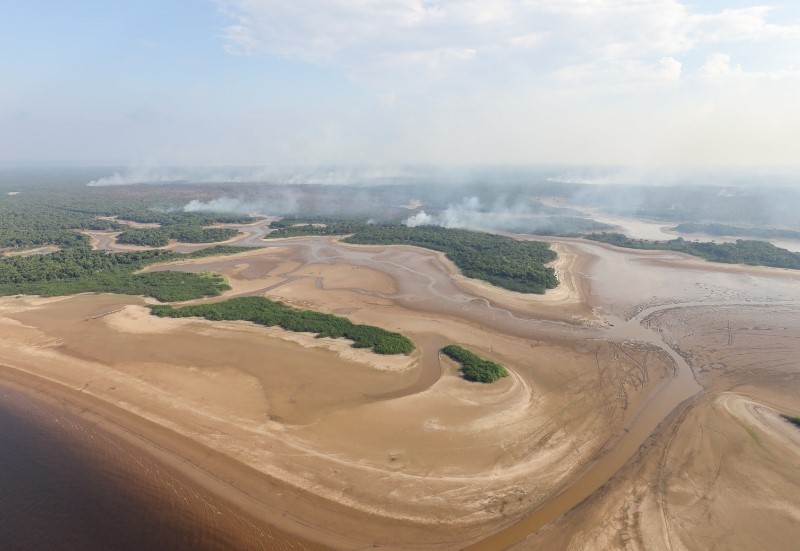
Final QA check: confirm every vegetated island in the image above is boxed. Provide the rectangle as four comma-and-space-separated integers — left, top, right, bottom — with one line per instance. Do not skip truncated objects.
585, 232, 800, 270
0, 241, 246, 302
672, 222, 800, 241
783, 415, 800, 429
150, 296, 415, 355
267, 220, 558, 294
441, 344, 508, 383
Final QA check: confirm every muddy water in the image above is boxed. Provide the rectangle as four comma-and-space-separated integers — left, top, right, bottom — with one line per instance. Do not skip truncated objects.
465, 307, 702, 549
257, 237, 800, 548
584, 210, 800, 253
52, 232, 800, 548
465, 240, 800, 548
368, 334, 447, 400
0, 382, 317, 551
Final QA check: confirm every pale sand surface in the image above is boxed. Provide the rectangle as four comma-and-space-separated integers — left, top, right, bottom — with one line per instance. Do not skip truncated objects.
513, 299, 800, 550
2, 244, 60, 257
1, 235, 799, 548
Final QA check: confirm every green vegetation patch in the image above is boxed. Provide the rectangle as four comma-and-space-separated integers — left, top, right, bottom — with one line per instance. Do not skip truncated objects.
150, 296, 415, 355
782, 415, 800, 429
441, 344, 508, 383
585, 233, 800, 270
672, 223, 800, 241
268, 222, 558, 294
116, 226, 239, 247
0, 239, 252, 301
268, 218, 369, 237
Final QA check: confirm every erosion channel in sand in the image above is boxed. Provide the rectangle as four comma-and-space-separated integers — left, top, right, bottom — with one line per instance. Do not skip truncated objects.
1, 234, 799, 548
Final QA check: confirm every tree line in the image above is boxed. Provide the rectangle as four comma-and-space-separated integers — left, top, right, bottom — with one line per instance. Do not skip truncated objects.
116, 226, 239, 247
585, 233, 800, 270
150, 296, 415, 355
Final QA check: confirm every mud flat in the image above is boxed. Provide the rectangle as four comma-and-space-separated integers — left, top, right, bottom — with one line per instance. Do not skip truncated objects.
1, 235, 799, 548
508, 244, 800, 550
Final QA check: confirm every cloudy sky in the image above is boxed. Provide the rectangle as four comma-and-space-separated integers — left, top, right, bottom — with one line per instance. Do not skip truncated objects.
2, 0, 800, 166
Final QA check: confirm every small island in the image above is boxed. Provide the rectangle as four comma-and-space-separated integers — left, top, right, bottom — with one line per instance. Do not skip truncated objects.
150, 296, 415, 355
442, 344, 509, 383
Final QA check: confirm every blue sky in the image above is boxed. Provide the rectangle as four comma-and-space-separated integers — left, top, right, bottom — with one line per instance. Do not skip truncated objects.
2, 1, 800, 166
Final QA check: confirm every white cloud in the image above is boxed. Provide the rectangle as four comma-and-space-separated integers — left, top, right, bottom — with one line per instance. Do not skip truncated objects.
659, 57, 683, 81
215, 0, 800, 85
221, 24, 257, 56
699, 53, 743, 79
197, 1, 800, 166
507, 33, 547, 49
694, 6, 800, 43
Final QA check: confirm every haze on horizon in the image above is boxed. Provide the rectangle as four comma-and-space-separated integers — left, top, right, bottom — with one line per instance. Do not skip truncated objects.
2, 1, 800, 168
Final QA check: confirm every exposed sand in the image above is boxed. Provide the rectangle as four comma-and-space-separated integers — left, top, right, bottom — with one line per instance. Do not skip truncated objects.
108, 304, 416, 373
80, 218, 276, 253
2, 245, 60, 257
510, 276, 800, 550
1, 234, 799, 548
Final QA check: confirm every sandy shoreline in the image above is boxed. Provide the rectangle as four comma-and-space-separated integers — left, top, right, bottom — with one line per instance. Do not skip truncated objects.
0, 238, 636, 548
1, 235, 799, 549
0, 367, 328, 550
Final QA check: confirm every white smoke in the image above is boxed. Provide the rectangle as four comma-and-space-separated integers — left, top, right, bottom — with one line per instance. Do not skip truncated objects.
405, 197, 484, 228
87, 166, 191, 186
86, 164, 421, 187
184, 196, 251, 213
182, 191, 300, 216
405, 211, 435, 227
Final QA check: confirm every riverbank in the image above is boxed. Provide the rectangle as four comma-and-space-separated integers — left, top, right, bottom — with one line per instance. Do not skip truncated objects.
1, 236, 798, 548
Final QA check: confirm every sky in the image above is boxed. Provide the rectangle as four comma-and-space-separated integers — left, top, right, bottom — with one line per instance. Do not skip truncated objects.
2, 0, 800, 167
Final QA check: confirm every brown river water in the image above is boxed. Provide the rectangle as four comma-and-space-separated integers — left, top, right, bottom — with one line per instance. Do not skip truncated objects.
4, 233, 800, 549
0, 382, 316, 551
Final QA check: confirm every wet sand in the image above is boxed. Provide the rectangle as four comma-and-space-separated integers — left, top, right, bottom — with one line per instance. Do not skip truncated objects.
1, 235, 799, 548
0, 375, 321, 551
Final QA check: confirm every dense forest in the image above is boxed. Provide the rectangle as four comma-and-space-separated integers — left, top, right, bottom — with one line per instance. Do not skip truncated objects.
268, 218, 370, 237
441, 344, 508, 383
0, 241, 244, 302
268, 222, 558, 294
116, 226, 239, 247
586, 233, 800, 269
672, 223, 800, 241
0, 191, 251, 250
0, 186, 256, 301
150, 296, 415, 355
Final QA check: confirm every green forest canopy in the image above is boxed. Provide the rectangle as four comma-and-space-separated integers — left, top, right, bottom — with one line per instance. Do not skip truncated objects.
441, 344, 509, 383
150, 296, 415, 355
0, 242, 245, 302
585, 233, 800, 270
